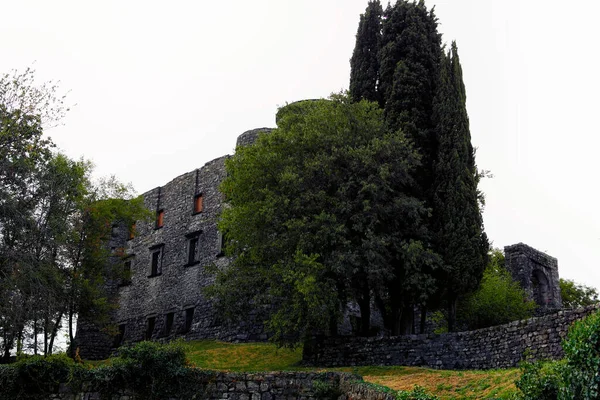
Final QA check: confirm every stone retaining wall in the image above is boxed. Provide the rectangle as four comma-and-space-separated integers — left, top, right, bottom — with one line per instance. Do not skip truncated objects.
46, 372, 375, 400
303, 305, 600, 370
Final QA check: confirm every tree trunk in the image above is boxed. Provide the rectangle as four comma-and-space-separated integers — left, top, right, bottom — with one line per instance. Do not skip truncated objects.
68, 306, 75, 358
48, 311, 63, 355
399, 304, 414, 335
374, 294, 390, 331
43, 315, 49, 356
33, 319, 38, 355
420, 306, 427, 334
447, 296, 457, 332
328, 310, 338, 336
357, 286, 371, 336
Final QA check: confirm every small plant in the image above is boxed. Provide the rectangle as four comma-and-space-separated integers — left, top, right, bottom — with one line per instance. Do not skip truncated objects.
312, 379, 342, 400
397, 385, 439, 400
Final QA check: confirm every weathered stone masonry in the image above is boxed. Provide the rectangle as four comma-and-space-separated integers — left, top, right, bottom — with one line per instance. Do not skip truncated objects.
28, 372, 395, 400
76, 129, 274, 359
303, 304, 600, 369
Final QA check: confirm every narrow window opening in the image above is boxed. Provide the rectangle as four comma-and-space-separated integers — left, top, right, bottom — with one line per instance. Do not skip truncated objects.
149, 244, 164, 277
146, 317, 155, 340
156, 209, 164, 229
165, 312, 174, 336
114, 324, 126, 347
217, 232, 226, 257
121, 259, 132, 286
128, 222, 136, 240
188, 237, 199, 265
151, 251, 160, 276
184, 308, 194, 333
193, 193, 203, 214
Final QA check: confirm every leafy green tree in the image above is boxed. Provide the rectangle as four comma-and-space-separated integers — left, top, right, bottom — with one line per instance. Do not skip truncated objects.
431, 43, 489, 331
349, 0, 383, 104
208, 94, 438, 344
0, 68, 149, 359
457, 249, 535, 330
560, 278, 599, 309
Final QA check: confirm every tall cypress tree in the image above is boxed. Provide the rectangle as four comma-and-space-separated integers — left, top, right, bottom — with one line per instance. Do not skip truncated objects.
348, 1, 488, 335
431, 43, 489, 331
349, 0, 383, 104
378, 0, 441, 191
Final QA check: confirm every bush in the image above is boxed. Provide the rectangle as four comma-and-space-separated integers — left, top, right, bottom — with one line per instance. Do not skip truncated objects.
515, 311, 600, 400
515, 360, 564, 400
562, 310, 600, 398
458, 249, 536, 330
92, 340, 194, 399
0, 353, 84, 400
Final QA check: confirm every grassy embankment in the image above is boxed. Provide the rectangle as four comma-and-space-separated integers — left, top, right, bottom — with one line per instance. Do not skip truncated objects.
185, 340, 520, 400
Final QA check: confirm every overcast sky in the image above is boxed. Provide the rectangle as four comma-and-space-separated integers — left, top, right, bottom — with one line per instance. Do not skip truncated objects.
2, 0, 599, 291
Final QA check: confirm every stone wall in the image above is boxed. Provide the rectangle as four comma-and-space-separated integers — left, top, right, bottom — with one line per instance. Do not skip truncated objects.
505, 243, 562, 312
303, 305, 600, 370
47, 372, 372, 400
76, 129, 273, 359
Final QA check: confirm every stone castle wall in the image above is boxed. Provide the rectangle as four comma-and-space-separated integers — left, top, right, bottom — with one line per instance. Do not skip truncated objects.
76, 129, 273, 359
303, 305, 600, 369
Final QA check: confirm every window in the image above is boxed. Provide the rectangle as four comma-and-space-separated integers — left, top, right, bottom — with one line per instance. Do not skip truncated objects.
146, 317, 155, 340
216, 231, 226, 257
164, 312, 174, 336
156, 209, 164, 229
113, 324, 126, 347
185, 231, 201, 266
111, 224, 120, 237
128, 222, 136, 240
184, 307, 194, 333
193, 193, 203, 214
149, 244, 164, 277
188, 237, 199, 265
120, 258, 133, 286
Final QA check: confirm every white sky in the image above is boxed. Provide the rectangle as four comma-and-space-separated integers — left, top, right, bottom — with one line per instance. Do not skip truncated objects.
2, 0, 599, 291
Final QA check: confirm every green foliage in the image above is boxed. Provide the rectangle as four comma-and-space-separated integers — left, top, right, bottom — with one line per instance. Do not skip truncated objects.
209, 93, 437, 344
92, 340, 194, 399
458, 249, 536, 330
396, 385, 439, 400
312, 379, 342, 400
431, 44, 489, 331
514, 360, 565, 400
350, 1, 488, 331
515, 311, 600, 399
0, 353, 83, 399
0, 67, 150, 358
561, 310, 600, 398
349, 0, 383, 104
560, 278, 599, 308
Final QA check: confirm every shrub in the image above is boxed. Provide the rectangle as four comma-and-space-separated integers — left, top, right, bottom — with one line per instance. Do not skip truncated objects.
515, 311, 600, 400
514, 360, 564, 400
562, 310, 600, 399
0, 353, 84, 400
458, 249, 536, 330
91, 340, 194, 399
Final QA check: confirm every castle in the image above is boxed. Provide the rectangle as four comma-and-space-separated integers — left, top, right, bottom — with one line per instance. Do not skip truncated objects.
75, 124, 563, 360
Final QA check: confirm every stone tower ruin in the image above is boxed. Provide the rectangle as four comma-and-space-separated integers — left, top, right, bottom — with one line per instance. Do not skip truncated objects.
504, 242, 562, 313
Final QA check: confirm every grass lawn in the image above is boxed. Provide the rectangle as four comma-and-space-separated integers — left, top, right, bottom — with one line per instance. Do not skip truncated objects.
185, 340, 520, 400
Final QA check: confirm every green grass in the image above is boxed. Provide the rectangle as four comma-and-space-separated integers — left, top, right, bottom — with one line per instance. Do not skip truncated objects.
185, 340, 520, 399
